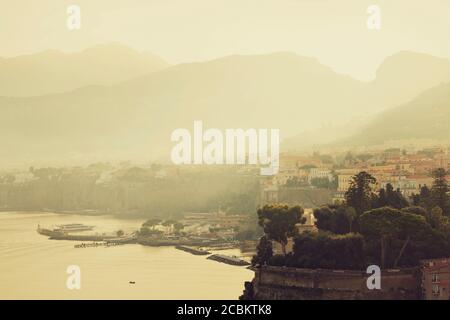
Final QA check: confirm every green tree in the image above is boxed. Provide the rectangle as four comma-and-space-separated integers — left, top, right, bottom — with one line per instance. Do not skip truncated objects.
139, 227, 163, 237
360, 207, 431, 268
402, 205, 450, 246
252, 235, 273, 266
344, 207, 357, 233
411, 185, 432, 209
427, 207, 450, 234
143, 218, 161, 230
291, 231, 365, 270
375, 183, 409, 209
375, 187, 388, 207
257, 204, 306, 255
313, 205, 356, 234
313, 206, 334, 232
345, 171, 377, 215
420, 185, 432, 207
430, 168, 450, 216
173, 222, 184, 234
116, 230, 124, 237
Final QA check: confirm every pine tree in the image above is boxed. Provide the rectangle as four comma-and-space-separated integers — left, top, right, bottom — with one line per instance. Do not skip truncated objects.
431, 168, 450, 216
345, 171, 377, 215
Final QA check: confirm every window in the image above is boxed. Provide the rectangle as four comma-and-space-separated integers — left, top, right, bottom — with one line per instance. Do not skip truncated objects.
432, 285, 440, 295
432, 274, 440, 283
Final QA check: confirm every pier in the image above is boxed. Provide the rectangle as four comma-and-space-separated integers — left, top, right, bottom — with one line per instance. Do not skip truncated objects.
50, 234, 114, 241
207, 254, 250, 266
37, 226, 136, 243
175, 245, 211, 255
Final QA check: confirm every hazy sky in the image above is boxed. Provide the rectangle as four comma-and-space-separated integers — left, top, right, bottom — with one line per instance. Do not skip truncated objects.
1, 0, 449, 80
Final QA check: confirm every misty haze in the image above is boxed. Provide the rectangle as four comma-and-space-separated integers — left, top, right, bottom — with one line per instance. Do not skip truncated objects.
1, 0, 450, 302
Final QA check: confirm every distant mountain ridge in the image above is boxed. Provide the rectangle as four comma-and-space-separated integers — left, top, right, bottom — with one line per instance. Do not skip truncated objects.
337, 83, 450, 147
276, 51, 450, 151
0, 47, 449, 166
0, 43, 168, 97
369, 51, 450, 110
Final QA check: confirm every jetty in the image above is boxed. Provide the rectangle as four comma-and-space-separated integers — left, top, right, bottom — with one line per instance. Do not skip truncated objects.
37, 226, 137, 243
51, 234, 111, 241
175, 245, 211, 255
37, 227, 62, 237
105, 234, 137, 244
207, 254, 250, 266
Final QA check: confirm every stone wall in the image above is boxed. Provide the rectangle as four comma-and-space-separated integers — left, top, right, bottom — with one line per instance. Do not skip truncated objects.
241, 266, 420, 300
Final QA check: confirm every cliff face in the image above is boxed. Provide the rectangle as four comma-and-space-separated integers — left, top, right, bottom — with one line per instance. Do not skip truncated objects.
241, 266, 420, 300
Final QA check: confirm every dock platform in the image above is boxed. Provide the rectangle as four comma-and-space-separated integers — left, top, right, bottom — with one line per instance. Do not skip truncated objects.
207, 254, 250, 266
176, 245, 211, 255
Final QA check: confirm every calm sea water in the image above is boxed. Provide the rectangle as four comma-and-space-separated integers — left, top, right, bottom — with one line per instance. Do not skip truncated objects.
0, 212, 253, 299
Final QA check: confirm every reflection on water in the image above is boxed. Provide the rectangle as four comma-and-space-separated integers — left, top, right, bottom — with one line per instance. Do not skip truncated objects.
0, 212, 252, 299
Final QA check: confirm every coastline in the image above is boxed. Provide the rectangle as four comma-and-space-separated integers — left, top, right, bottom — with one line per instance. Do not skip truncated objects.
31, 210, 253, 268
